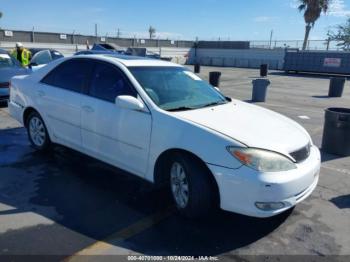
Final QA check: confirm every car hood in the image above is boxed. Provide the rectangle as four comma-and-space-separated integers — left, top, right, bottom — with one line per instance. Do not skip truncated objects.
173, 100, 311, 156
0, 67, 30, 82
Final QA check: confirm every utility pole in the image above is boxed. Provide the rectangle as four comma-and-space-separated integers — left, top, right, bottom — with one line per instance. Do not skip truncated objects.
269, 30, 273, 49
117, 28, 121, 38
95, 24, 98, 37
72, 30, 75, 45
31, 26, 35, 43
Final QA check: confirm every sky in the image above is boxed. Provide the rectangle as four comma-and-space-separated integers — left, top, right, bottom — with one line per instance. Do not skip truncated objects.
1, 0, 350, 41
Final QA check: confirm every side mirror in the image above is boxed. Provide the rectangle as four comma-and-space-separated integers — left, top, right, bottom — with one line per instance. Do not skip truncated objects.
115, 95, 145, 111
28, 62, 38, 69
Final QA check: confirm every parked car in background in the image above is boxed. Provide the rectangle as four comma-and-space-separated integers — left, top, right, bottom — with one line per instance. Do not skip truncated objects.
75, 44, 163, 59
0, 49, 30, 103
9, 54, 321, 218
29, 48, 64, 67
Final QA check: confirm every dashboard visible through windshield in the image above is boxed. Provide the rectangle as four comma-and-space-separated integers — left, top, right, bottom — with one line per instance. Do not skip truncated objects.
129, 66, 228, 111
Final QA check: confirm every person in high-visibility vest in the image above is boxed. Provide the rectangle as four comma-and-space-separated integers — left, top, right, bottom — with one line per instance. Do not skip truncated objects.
10, 42, 32, 67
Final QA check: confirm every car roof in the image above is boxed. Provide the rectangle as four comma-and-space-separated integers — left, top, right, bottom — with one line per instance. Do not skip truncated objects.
30, 48, 61, 53
0, 48, 9, 54
81, 54, 182, 67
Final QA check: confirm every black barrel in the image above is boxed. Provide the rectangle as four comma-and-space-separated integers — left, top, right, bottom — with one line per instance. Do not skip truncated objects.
260, 64, 268, 77
209, 71, 222, 87
252, 79, 270, 102
322, 107, 350, 156
194, 64, 201, 74
328, 77, 346, 97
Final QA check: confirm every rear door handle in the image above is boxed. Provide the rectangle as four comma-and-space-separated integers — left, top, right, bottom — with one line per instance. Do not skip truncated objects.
37, 90, 45, 97
82, 105, 94, 113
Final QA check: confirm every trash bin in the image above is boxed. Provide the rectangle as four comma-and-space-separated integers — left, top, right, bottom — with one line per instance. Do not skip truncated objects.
321, 107, 350, 156
260, 64, 268, 77
209, 71, 221, 87
328, 77, 346, 97
252, 79, 270, 102
194, 64, 201, 74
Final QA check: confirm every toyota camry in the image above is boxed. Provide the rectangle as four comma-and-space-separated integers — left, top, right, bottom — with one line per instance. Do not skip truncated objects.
9, 54, 321, 218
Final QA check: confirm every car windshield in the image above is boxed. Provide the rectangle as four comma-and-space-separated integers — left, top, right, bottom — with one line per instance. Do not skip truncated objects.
129, 66, 227, 111
0, 53, 15, 68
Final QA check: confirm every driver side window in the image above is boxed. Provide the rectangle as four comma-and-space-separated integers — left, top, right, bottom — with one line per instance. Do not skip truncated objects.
89, 62, 136, 102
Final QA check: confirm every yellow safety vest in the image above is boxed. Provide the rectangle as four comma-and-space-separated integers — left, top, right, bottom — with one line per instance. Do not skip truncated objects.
11, 48, 32, 67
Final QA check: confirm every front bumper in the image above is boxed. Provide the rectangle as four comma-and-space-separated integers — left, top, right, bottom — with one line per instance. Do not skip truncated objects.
208, 145, 321, 218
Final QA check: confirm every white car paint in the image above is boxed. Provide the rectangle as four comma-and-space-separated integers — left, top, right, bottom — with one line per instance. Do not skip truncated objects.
9, 55, 321, 218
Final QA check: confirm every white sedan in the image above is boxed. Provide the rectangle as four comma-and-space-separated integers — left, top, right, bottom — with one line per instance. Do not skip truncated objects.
9, 54, 321, 218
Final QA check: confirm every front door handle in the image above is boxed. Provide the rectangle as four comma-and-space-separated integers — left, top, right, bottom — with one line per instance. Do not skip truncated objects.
82, 105, 94, 113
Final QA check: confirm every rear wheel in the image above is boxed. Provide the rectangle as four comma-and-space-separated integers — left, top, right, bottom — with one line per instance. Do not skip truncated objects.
168, 153, 215, 218
26, 111, 51, 151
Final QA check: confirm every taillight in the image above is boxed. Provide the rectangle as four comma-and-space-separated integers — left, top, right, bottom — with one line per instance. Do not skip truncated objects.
0, 82, 10, 88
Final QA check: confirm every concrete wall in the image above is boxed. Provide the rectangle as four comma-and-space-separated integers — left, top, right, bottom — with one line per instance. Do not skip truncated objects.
0, 41, 191, 63
147, 47, 191, 64
188, 48, 286, 70
1, 29, 252, 49
0, 29, 286, 68
197, 41, 249, 49
0, 29, 194, 48
0, 41, 86, 56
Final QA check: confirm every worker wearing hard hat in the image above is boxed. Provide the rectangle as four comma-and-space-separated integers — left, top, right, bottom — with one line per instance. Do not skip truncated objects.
11, 42, 32, 67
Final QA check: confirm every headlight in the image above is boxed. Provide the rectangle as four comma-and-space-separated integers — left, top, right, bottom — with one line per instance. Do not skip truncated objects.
227, 147, 297, 172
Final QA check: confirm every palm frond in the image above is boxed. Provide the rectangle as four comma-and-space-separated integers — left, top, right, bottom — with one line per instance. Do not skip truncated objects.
298, 4, 306, 11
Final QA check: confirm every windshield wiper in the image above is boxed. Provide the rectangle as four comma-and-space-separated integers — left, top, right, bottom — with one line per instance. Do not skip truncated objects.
166, 106, 196, 112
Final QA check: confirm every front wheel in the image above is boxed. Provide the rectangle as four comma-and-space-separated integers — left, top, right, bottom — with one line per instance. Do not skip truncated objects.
26, 111, 51, 151
169, 153, 215, 218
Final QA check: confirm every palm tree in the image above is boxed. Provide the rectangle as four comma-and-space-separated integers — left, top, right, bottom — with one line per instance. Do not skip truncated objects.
0, 12, 3, 30
148, 26, 156, 39
328, 18, 350, 51
298, 0, 330, 50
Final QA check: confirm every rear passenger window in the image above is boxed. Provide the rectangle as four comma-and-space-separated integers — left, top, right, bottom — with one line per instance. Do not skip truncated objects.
41, 59, 93, 93
89, 62, 136, 102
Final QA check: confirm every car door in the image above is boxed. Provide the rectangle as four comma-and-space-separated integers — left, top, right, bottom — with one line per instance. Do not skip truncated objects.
38, 58, 94, 148
80, 61, 152, 176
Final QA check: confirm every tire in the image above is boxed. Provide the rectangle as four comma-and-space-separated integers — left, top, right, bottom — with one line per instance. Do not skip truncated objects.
26, 111, 51, 151
168, 153, 215, 218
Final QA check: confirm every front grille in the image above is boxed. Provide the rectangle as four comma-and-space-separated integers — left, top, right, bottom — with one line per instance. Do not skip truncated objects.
290, 143, 311, 163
